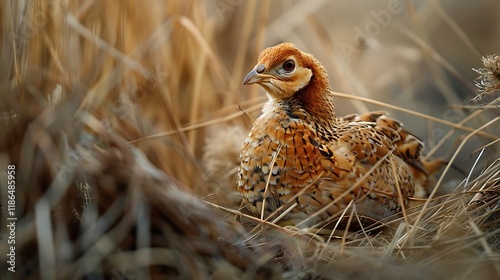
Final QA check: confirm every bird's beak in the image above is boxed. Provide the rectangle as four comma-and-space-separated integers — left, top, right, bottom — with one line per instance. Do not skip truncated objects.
243, 64, 274, 85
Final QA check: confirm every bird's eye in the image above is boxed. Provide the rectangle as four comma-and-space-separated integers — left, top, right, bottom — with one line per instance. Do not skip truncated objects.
283, 60, 295, 72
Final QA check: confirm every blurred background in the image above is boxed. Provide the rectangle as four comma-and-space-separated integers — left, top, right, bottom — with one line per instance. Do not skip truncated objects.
0, 0, 499, 278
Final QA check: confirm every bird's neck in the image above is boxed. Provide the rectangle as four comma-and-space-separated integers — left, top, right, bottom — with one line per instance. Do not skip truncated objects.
295, 73, 337, 122
299, 89, 336, 122
264, 89, 336, 126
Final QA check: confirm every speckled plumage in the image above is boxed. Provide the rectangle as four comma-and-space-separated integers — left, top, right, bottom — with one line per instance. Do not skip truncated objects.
237, 43, 442, 227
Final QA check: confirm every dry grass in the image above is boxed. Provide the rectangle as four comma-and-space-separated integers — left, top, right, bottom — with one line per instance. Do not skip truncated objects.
0, 0, 499, 279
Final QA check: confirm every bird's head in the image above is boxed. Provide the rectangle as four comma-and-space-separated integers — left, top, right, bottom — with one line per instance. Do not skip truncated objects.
243, 43, 330, 100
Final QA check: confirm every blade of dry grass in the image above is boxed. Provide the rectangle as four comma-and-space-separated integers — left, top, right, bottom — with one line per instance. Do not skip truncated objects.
331, 91, 497, 140
409, 116, 499, 242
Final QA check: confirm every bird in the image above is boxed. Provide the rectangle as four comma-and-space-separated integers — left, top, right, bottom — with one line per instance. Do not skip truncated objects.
237, 42, 444, 228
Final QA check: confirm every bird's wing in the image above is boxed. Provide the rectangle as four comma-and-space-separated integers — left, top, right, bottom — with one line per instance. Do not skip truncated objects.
343, 111, 429, 174
310, 117, 416, 221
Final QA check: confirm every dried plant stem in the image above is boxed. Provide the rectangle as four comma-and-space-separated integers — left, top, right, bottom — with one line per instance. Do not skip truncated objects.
409, 117, 499, 241
331, 91, 497, 140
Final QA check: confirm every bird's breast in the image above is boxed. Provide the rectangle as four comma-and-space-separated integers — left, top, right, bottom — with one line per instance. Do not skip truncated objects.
237, 112, 324, 202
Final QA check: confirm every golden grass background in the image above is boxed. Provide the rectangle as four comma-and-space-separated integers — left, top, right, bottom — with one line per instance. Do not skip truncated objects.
0, 0, 499, 279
